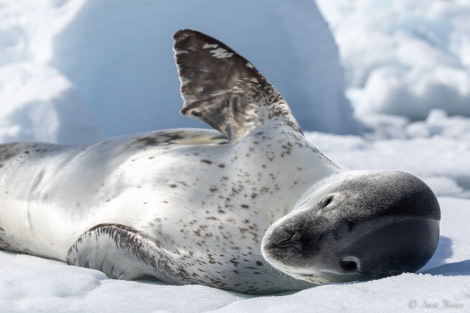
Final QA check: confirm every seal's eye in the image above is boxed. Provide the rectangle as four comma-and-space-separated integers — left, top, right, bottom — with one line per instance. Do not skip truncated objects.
319, 195, 334, 209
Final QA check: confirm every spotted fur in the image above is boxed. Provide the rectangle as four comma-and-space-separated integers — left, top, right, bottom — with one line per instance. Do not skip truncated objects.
173, 29, 302, 141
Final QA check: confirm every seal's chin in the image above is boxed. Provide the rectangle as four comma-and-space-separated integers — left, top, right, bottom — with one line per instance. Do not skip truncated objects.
291, 273, 332, 285
288, 267, 367, 284
296, 270, 360, 285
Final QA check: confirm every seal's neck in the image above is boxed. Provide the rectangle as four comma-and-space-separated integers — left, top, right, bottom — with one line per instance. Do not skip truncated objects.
243, 120, 340, 218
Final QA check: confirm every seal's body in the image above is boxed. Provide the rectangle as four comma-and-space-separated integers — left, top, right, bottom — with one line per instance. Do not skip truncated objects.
0, 30, 440, 294
0, 126, 333, 293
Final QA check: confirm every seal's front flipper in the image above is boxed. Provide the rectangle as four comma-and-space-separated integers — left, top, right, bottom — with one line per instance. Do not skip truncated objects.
173, 29, 303, 142
66, 224, 176, 282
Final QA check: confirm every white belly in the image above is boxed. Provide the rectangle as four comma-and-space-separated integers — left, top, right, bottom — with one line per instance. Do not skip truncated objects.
0, 129, 336, 261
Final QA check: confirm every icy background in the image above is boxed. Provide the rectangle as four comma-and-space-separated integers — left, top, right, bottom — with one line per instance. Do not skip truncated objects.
0, 0, 359, 142
0, 0, 469, 312
316, 0, 470, 120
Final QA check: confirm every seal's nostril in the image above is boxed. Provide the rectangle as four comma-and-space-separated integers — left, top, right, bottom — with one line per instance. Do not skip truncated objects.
340, 256, 360, 272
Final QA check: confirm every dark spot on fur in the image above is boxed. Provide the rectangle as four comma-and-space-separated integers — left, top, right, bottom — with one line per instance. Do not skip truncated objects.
201, 159, 212, 164
346, 220, 355, 232
230, 260, 239, 267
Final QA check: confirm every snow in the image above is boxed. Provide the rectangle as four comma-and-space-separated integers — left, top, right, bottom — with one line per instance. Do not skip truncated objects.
0, 63, 102, 143
1, 0, 469, 312
0, 0, 359, 143
306, 111, 470, 199
316, 0, 470, 120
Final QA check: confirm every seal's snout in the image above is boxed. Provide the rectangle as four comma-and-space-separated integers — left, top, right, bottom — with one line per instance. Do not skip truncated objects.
339, 217, 440, 281
261, 170, 441, 285
338, 171, 441, 280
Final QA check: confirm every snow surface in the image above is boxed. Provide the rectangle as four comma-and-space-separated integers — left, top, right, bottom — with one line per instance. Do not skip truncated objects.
1, 0, 469, 312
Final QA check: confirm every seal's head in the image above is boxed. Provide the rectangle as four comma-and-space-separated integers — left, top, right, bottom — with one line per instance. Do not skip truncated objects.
261, 170, 440, 284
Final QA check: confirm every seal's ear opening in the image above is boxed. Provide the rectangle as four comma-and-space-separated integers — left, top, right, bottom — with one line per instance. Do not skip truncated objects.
173, 29, 303, 142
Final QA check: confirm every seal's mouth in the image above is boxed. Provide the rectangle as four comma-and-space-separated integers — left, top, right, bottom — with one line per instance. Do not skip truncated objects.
275, 257, 363, 284
296, 273, 331, 285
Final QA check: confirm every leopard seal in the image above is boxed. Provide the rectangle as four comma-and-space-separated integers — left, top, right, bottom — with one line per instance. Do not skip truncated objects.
0, 29, 440, 294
